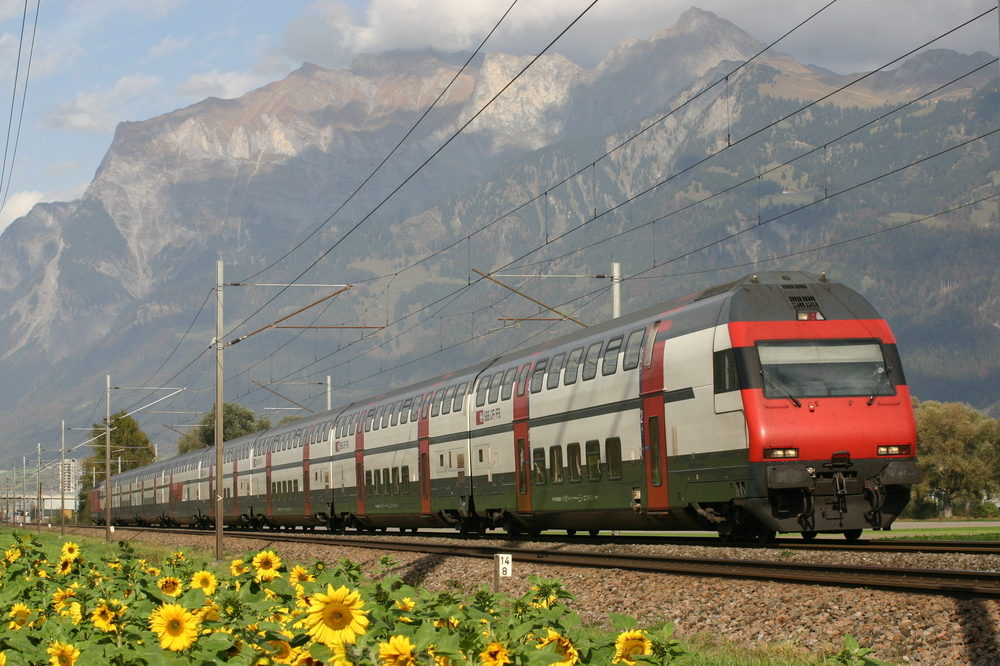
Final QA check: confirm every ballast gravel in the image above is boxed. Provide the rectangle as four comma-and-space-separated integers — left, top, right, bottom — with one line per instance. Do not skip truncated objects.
60, 528, 1000, 665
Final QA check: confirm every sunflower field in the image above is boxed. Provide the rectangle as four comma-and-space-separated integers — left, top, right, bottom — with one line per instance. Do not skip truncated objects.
0, 530, 690, 665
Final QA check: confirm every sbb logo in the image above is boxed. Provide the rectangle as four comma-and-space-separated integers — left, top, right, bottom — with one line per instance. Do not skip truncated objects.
476, 408, 501, 425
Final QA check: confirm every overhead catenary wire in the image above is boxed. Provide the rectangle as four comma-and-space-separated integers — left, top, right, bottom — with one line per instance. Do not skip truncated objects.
0, 0, 39, 216
223, 0, 602, 343
122, 5, 997, 442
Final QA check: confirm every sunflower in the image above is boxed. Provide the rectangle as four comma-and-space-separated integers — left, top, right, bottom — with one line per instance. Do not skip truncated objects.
149, 603, 200, 652
60, 542, 81, 561
480, 642, 512, 666
252, 550, 283, 582
4, 547, 20, 563
67, 602, 82, 625
327, 641, 354, 666
91, 601, 120, 633
288, 565, 314, 585
265, 631, 300, 665
157, 577, 184, 597
46, 641, 80, 666
230, 558, 249, 576
0, 650, 6, 665
394, 597, 416, 612
303, 584, 370, 647
191, 570, 218, 595
145, 565, 161, 576
612, 629, 652, 664
536, 628, 580, 666
51, 586, 77, 613
56, 558, 74, 576
379, 635, 417, 666
8, 603, 31, 630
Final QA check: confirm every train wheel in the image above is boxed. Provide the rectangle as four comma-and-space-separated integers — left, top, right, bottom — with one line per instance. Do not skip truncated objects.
801, 531, 818, 541
757, 529, 776, 545
566, 529, 577, 536
589, 529, 599, 537
843, 529, 863, 542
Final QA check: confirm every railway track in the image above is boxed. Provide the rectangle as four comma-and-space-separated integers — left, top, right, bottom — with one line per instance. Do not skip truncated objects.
62, 524, 1000, 598
55, 523, 1000, 555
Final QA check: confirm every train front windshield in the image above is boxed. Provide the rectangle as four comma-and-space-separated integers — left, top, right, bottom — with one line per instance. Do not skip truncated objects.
757, 340, 894, 399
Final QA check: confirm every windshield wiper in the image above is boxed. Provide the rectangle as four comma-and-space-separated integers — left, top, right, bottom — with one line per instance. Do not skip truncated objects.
760, 370, 801, 407
867, 366, 893, 405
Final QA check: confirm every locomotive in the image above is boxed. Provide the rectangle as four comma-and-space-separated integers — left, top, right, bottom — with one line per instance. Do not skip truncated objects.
91, 271, 921, 541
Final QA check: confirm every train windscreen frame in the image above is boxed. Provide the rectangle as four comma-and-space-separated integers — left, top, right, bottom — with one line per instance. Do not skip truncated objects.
757, 339, 895, 399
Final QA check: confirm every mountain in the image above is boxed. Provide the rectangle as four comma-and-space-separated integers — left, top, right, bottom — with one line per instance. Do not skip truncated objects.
0, 8, 997, 466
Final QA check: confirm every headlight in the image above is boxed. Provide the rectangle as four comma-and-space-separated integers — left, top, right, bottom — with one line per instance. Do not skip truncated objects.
764, 448, 799, 459
877, 445, 911, 456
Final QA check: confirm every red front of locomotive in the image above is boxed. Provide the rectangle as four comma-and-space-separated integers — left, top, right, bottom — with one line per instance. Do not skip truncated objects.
730, 314, 921, 538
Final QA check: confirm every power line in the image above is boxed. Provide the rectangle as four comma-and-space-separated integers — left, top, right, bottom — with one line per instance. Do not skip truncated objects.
223, 0, 602, 342
0, 0, 39, 214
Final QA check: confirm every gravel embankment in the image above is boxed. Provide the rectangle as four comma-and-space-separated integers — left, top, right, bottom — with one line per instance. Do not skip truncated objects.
60, 528, 1000, 665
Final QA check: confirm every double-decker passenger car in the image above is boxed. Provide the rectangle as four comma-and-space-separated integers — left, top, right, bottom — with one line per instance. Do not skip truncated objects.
91, 271, 921, 541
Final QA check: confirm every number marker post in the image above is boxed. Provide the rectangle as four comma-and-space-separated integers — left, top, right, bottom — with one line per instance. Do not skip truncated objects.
494, 553, 512, 592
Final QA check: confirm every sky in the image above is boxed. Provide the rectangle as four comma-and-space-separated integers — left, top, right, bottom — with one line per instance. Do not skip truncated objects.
0, 0, 996, 233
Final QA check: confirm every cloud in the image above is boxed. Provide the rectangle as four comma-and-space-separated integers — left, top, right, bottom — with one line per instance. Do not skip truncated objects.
178, 69, 273, 101
147, 34, 192, 61
274, 0, 997, 74
277, 0, 682, 69
45, 73, 161, 132
0, 190, 44, 233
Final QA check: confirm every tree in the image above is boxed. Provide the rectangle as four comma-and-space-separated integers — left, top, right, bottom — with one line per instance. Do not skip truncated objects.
78, 411, 156, 516
177, 403, 271, 454
913, 399, 1000, 517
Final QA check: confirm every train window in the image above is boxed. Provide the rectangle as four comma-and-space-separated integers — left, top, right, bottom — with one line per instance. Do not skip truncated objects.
336, 417, 345, 438
441, 386, 456, 415
530, 358, 548, 394
373, 406, 384, 430
365, 409, 376, 432
499, 369, 516, 400
365, 470, 373, 494
585, 440, 602, 481
516, 364, 530, 397
293, 479, 299, 493
714, 349, 741, 393
439, 454, 445, 468
547, 353, 565, 389
487, 371, 504, 404
567, 443, 582, 482
391, 467, 400, 493
383, 468, 390, 493
410, 396, 422, 422
382, 404, 393, 429
421, 393, 432, 419
623, 328, 646, 370
563, 347, 583, 385
389, 401, 399, 427
452, 382, 468, 412
606, 437, 623, 479
476, 376, 489, 407
431, 389, 445, 417
549, 446, 564, 484
294, 429, 302, 448
533, 448, 546, 484
582, 342, 602, 380
397, 399, 410, 424
401, 465, 410, 492
603, 335, 623, 375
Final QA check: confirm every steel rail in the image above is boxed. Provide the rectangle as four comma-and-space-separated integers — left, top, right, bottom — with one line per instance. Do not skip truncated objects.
80, 526, 1000, 597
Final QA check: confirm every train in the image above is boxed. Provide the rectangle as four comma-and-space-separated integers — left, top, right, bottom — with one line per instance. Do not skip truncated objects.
90, 271, 922, 542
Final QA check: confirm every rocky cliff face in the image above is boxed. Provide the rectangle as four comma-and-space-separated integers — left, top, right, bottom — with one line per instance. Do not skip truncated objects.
0, 8, 995, 463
